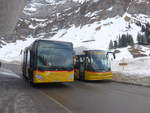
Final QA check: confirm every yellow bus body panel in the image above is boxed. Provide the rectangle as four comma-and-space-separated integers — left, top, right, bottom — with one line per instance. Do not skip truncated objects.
84, 71, 112, 80
33, 70, 74, 83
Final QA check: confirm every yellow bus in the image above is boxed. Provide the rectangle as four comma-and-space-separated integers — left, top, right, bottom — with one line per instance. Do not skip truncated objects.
74, 50, 115, 81
22, 40, 74, 84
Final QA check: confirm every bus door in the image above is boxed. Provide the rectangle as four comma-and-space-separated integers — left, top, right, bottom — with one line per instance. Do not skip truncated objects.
22, 50, 27, 78
79, 55, 85, 80
85, 55, 91, 71
25, 50, 31, 79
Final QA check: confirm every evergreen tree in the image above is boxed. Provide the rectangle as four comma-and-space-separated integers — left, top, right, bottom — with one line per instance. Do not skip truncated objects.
135, 21, 141, 27
137, 23, 150, 45
143, 35, 148, 44
147, 36, 150, 44
128, 23, 131, 29
118, 34, 134, 47
121, 34, 128, 47
114, 40, 118, 49
128, 34, 134, 46
141, 25, 146, 32
137, 33, 143, 44
146, 23, 150, 28
118, 35, 121, 48
140, 23, 150, 44
109, 40, 114, 50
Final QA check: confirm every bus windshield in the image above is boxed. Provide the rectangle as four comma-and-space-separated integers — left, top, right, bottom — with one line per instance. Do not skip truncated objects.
90, 54, 110, 71
37, 41, 73, 70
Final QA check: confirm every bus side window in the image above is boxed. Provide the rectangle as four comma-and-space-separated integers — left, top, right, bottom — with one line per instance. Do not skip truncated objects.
24, 51, 27, 67
85, 57, 90, 69
74, 56, 79, 69
80, 57, 83, 63
22, 51, 25, 69
86, 57, 90, 64
27, 50, 30, 67
30, 50, 34, 67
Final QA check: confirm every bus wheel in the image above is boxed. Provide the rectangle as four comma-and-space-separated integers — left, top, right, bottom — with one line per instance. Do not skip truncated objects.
79, 75, 84, 81
22, 73, 28, 81
29, 81, 37, 87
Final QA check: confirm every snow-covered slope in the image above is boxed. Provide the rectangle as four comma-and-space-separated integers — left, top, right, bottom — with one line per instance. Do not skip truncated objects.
50, 14, 141, 49
0, 13, 148, 62
72, 0, 98, 4
0, 0, 150, 63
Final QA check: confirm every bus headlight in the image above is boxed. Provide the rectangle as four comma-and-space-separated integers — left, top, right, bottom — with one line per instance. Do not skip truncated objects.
35, 75, 44, 80
69, 74, 74, 79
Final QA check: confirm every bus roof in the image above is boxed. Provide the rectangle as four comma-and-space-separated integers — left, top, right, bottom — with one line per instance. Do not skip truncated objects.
74, 46, 107, 55
35, 39, 73, 45
84, 50, 106, 53
25, 39, 73, 50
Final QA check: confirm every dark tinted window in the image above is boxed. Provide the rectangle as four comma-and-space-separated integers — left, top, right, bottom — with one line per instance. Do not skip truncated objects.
37, 41, 73, 70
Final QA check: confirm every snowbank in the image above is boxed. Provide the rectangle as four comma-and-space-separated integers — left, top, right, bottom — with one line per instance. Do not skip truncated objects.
112, 57, 150, 77
0, 68, 20, 78
114, 47, 133, 60
112, 56, 150, 86
0, 37, 35, 62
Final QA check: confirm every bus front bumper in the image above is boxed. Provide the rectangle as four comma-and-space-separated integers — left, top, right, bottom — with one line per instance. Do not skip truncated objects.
84, 71, 112, 80
33, 70, 74, 83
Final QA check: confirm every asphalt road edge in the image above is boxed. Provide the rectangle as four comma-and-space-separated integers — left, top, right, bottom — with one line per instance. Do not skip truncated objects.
112, 72, 150, 87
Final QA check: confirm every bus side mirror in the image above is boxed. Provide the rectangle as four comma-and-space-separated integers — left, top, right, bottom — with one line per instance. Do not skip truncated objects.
107, 52, 116, 59
20, 49, 23, 55
113, 52, 116, 59
87, 58, 90, 64
0, 62, 1, 68
73, 51, 75, 56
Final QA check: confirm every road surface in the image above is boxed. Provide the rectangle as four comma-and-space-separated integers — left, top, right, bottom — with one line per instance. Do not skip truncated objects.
0, 63, 150, 113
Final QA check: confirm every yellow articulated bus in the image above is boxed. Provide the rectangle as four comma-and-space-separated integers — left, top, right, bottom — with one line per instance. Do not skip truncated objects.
74, 50, 115, 81
22, 40, 74, 84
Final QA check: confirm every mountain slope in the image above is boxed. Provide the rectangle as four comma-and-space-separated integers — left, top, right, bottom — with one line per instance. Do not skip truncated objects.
0, 0, 150, 62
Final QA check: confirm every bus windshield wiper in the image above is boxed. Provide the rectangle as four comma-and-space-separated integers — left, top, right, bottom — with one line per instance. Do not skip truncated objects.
95, 68, 106, 70
50, 66, 73, 70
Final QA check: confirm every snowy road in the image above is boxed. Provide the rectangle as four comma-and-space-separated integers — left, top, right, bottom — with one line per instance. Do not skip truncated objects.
1, 63, 150, 113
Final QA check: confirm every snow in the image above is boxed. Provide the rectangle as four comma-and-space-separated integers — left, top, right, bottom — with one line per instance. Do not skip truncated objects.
29, 24, 37, 29
45, 0, 55, 3
29, 22, 47, 29
24, 7, 37, 12
133, 45, 150, 56
50, 16, 141, 50
0, 14, 143, 62
106, 7, 113, 11
0, 71, 20, 78
24, 5, 37, 12
112, 56, 150, 77
85, 11, 102, 17
0, 13, 149, 80
23, 2, 44, 15
0, 37, 35, 62
135, 14, 150, 23
31, 18, 48, 22
72, 0, 90, 3
135, 0, 150, 4
72, 0, 98, 3
0, 68, 20, 78
114, 47, 133, 61
111, 46, 150, 78
124, 12, 150, 24
45, 0, 67, 5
